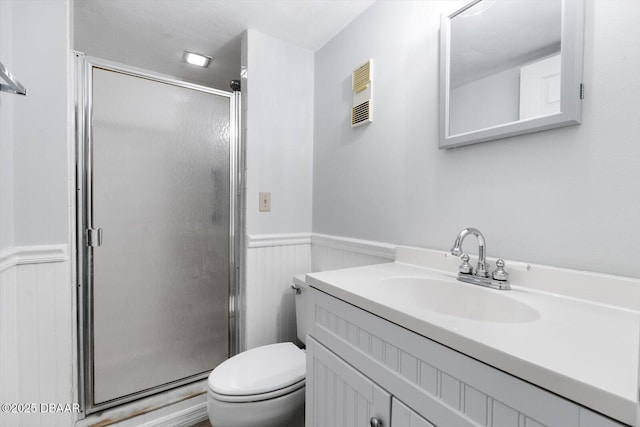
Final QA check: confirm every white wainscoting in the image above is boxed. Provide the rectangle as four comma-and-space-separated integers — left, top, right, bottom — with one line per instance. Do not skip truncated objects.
0, 245, 74, 427
244, 233, 396, 351
245, 234, 312, 350
311, 233, 395, 272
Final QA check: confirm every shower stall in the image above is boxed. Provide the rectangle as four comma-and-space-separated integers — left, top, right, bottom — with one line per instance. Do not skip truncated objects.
75, 55, 241, 413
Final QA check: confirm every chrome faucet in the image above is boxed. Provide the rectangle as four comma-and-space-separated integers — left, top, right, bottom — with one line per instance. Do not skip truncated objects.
450, 228, 510, 290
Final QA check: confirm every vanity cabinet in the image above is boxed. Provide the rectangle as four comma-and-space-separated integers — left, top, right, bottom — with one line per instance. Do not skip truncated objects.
306, 337, 390, 426
307, 337, 436, 427
305, 288, 627, 427
392, 399, 435, 427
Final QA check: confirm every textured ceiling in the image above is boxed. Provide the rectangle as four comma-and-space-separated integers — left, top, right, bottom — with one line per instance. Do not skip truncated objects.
74, 0, 375, 91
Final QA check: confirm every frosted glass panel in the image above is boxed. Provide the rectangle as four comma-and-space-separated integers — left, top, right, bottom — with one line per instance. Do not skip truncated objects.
91, 68, 230, 404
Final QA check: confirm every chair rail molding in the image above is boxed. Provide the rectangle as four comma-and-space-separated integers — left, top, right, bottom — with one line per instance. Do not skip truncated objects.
0, 244, 69, 273
311, 233, 396, 260
247, 233, 312, 248
246, 232, 397, 259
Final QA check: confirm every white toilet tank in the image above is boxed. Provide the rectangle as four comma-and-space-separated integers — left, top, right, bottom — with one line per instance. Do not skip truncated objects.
292, 275, 309, 345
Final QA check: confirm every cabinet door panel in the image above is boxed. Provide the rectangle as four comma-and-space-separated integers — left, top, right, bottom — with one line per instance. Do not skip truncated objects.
306, 337, 390, 427
392, 398, 436, 427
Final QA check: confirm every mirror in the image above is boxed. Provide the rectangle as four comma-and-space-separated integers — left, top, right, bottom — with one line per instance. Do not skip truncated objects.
440, 0, 585, 149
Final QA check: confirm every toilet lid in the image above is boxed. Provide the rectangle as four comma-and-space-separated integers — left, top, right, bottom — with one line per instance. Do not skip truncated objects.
208, 342, 306, 396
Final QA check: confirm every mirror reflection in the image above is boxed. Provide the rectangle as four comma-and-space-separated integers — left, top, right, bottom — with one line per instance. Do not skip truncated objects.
448, 0, 562, 136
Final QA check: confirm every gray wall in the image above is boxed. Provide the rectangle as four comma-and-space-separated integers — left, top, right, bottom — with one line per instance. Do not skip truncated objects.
245, 29, 314, 236
0, 0, 71, 250
313, 0, 640, 278
0, 0, 15, 250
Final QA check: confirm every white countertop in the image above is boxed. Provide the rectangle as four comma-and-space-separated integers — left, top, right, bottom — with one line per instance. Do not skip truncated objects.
305, 256, 640, 425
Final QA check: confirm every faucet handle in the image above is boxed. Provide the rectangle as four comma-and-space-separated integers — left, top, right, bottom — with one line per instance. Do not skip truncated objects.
458, 253, 473, 274
492, 259, 509, 281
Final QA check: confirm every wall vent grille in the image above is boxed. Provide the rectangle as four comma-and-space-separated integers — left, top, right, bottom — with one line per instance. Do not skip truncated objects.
352, 61, 371, 93
351, 60, 373, 128
351, 100, 371, 127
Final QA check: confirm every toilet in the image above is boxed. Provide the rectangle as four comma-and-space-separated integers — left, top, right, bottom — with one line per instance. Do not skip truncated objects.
207, 275, 309, 427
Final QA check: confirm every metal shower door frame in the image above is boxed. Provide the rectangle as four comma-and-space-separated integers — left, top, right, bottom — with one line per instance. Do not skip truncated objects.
74, 54, 242, 415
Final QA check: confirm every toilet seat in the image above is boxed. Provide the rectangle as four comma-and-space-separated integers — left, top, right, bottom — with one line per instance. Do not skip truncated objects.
208, 378, 305, 403
208, 342, 306, 402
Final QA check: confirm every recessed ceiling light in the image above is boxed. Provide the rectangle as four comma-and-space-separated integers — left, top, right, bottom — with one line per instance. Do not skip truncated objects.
183, 51, 212, 68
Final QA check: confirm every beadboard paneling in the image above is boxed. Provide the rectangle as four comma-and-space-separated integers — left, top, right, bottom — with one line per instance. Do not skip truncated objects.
0, 254, 73, 427
392, 398, 436, 427
244, 233, 395, 350
245, 238, 311, 349
306, 337, 391, 427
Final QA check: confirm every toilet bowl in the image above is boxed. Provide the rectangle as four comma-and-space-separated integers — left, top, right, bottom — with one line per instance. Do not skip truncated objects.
207, 275, 309, 427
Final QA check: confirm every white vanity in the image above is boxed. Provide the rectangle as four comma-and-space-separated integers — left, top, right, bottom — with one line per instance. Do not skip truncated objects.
304, 246, 639, 427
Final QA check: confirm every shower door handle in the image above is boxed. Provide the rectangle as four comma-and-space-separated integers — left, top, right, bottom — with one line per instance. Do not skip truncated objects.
87, 228, 103, 247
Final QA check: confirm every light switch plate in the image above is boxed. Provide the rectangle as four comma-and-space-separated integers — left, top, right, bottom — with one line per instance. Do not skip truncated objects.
259, 192, 271, 212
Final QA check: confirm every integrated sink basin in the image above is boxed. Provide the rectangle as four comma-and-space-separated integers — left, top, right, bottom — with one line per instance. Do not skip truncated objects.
374, 277, 540, 323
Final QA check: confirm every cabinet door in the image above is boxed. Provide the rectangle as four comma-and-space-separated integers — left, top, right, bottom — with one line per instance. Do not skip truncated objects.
306, 337, 391, 427
392, 398, 436, 427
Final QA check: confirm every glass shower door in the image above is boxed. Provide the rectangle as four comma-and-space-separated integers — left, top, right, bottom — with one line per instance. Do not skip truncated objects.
88, 67, 231, 405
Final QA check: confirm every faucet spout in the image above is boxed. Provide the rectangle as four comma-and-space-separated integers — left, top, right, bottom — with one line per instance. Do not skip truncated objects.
450, 227, 488, 277
450, 228, 510, 290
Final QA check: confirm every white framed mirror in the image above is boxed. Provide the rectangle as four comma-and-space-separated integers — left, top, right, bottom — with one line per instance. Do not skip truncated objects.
439, 0, 585, 149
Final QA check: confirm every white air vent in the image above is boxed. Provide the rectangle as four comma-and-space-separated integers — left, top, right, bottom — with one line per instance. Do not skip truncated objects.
352, 61, 371, 93
352, 100, 371, 127
351, 60, 373, 128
